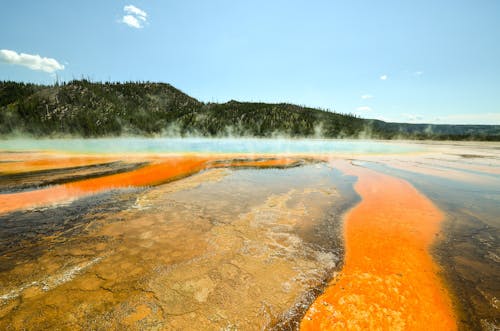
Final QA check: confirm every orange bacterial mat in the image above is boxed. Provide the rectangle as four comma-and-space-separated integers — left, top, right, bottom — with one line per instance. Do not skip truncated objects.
300, 161, 456, 331
0, 155, 301, 214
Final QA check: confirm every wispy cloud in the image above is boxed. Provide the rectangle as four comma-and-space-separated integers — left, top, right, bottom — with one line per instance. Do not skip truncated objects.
413, 71, 423, 76
361, 94, 374, 100
404, 113, 423, 122
0, 49, 64, 73
122, 15, 142, 28
434, 113, 500, 125
121, 5, 148, 28
379, 74, 388, 81
124, 5, 147, 19
356, 106, 372, 112
402, 112, 500, 124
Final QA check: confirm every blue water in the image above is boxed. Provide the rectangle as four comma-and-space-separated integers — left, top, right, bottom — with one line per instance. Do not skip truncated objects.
0, 138, 422, 154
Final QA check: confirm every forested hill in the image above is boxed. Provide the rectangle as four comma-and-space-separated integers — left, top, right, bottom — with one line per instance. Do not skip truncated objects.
1, 80, 499, 140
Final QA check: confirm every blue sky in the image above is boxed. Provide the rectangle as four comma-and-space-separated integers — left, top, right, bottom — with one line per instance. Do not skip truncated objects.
1, 0, 499, 124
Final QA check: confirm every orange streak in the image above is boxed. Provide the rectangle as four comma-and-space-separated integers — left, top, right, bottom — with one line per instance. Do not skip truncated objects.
0, 156, 121, 174
300, 161, 456, 331
0, 157, 208, 214
212, 158, 299, 168
0, 156, 301, 214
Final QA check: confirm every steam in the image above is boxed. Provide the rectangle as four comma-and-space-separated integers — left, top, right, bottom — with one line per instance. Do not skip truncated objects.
0, 137, 421, 155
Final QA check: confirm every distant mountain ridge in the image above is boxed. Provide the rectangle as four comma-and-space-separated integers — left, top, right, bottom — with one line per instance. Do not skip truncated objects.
1, 80, 499, 140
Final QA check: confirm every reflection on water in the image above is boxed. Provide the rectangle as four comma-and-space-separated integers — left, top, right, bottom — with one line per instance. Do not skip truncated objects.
0, 140, 499, 330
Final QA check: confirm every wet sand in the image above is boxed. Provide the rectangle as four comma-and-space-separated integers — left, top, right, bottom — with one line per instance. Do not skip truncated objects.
0, 141, 499, 330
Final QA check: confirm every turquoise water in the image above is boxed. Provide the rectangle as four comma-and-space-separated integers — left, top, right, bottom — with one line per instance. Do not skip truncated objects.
0, 138, 421, 154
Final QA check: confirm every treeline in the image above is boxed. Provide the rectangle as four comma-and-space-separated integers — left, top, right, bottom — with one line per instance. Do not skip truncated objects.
0, 80, 201, 136
1, 80, 499, 140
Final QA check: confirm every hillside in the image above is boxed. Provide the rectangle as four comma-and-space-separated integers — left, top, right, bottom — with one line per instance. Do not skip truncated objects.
1, 80, 499, 140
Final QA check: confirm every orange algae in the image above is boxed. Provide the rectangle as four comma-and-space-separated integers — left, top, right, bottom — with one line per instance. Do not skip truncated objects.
300, 161, 456, 331
0, 156, 121, 174
0, 155, 301, 214
0, 157, 209, 214
211, 157, 300, 168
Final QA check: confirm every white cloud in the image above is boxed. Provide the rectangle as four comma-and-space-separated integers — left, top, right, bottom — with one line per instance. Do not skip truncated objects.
361, 94, 373, 100
122, 15, 142, 28
356, 106, 372, 112
121, 5, 147, 28
413, 71, 423, 76
124, 5, 147, 20
380, 75, 388, 80
0, 49, 64, 73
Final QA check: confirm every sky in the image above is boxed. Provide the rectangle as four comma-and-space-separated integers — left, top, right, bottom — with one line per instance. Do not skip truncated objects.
1, 0, 499, 125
